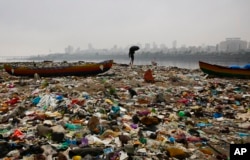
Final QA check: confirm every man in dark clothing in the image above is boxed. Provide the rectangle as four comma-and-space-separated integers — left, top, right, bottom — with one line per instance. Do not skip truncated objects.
129, 46, 139, 66
129, 50, 135, 66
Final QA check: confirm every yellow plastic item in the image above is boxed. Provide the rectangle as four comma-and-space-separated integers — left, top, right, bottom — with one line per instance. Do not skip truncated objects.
73, 155, 82, 160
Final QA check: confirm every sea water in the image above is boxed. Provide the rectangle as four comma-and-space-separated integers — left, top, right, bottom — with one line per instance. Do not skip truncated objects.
0, 56, 249, 70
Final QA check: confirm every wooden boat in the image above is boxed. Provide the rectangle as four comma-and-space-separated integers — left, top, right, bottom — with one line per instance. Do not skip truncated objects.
199, 61, 250, 79
3, 60, 113, 77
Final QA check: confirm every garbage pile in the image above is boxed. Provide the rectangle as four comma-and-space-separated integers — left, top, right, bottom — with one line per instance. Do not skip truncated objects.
0, 63, 250, 160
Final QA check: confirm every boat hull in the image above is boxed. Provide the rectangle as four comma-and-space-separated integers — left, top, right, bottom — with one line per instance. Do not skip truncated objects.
4, 60, 113, 77
199, 61, 250, 79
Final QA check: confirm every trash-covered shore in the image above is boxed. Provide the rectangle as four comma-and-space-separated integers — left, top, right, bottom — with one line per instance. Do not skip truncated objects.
0, 63, 250, 160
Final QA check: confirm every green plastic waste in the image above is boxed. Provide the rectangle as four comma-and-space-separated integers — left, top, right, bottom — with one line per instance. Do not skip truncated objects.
178, 111, 185, 117
139, 137, 147, 144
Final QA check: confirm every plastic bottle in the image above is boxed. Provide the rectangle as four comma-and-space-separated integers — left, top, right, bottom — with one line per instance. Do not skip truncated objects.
65, 123, 82, 131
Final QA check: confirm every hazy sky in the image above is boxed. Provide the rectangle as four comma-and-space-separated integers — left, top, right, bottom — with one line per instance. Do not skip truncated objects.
1, 0, 249, 56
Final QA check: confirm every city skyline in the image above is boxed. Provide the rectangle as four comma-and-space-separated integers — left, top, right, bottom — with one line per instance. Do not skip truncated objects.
64, 37, 250, 53
1, 0, 250, 56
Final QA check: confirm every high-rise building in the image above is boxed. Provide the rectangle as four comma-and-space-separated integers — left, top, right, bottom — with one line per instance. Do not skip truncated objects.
172, 40, 177, 49
88, 43, 93, 50
159, 44, 167, 50
206, 45, 216, 53
75, 47, 81, 53
219, 38, 248, 53
65, 45, 74, 54
152, 42, 158, 50
144, 43, 151, 51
